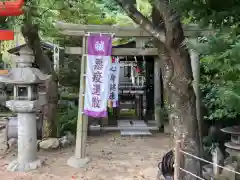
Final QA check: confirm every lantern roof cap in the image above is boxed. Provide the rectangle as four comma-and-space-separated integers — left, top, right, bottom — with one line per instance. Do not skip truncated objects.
18, 45, 33, 56
0, 68, 51, 84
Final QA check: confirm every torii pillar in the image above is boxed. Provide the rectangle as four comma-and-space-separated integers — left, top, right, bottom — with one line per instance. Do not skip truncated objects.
67, 36, 90, 168
154, 55, 163, 129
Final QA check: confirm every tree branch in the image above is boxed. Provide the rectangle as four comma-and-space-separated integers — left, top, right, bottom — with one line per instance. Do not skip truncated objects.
116, 0, 165, 43
0, 17, 6, 24
154, 0, 185, 48
21, 2, 56, 76
151, 5, 164, 30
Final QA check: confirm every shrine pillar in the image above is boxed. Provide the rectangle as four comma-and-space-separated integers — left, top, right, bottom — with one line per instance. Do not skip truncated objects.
135, 38, 146, 120
145, 57, 154, 122
154, 56, 163, 129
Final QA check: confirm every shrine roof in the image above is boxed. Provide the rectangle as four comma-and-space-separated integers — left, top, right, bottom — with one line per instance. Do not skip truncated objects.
7, 42, 64, 55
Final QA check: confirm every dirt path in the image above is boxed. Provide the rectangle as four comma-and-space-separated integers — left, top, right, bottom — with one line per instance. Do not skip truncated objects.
0, 132, 171, 180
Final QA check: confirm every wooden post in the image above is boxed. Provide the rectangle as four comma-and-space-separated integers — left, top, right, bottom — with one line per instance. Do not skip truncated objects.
139, 94, 143, 119
154, 56, 162, 128
190, 49, 203, 157
53, 43, 60, 75
67, 36, 90, 168
135, 38, 145, 120
136, 37, 146, 48
174, 139, 181, 180
135, 95, 139, 118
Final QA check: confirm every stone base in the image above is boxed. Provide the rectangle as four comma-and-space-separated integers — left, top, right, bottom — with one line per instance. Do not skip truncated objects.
67, 156, 90, 168
7, 158, 43, 172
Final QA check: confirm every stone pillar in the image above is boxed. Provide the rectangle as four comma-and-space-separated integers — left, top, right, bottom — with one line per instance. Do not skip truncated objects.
154, 57, 162, 128
6, 101, 43, 172
17, 113, 37, 164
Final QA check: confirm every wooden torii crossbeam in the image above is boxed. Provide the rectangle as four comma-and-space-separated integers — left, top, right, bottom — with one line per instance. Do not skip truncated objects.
55, 21, 213, 37
55, 21, 213, 56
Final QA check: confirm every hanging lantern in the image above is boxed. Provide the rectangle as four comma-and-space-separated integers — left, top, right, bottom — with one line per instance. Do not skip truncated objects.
135, 66, 140, 73
112, 57, 115, 63
0, 0, 24, 40
0, 0, 24, 16
0, 0, 24, 9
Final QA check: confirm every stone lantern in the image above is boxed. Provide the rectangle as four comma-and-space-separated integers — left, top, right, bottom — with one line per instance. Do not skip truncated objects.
0, 46, 51, 171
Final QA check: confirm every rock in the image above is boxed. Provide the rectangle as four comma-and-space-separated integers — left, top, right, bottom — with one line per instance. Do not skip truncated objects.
65, 131, 75, 143
8, 138, 17, 148
59, 136, 71, 148
59, 132, 75, 148
202, 164, 213, 179
39, 138, 60, 150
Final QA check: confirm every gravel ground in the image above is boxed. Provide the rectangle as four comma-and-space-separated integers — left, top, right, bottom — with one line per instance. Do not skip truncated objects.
0, 132, 171, 180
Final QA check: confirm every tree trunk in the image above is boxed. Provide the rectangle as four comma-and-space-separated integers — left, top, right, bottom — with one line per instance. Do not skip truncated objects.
43, 77, 58, 137
116, 0, 201, 179
165, 46, 201, 180
21, 21, 58, 138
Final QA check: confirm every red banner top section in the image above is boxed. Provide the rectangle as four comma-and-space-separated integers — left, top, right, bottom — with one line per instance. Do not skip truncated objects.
0, 0, 24, 16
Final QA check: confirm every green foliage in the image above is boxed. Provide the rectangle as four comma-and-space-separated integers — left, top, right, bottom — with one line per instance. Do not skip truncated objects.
174, 0, 240, 28
57, 105, 78, 136
175, 0, 240, 122
59, 56, 80, 88
200, 32, 240, 121
155, 105, 169, 125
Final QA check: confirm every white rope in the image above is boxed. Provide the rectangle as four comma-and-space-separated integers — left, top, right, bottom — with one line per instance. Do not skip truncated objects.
180, 150, 240, 175
179, 167, 205, 180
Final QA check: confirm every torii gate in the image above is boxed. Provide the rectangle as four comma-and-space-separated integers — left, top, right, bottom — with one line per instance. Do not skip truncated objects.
55, 21, 206, 168
0, 0, 24, 40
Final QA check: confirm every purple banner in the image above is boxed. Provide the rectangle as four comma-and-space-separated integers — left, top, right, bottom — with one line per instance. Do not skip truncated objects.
84, 34, 112, 118
87, 35, 112, 56
108, 57, 120, 108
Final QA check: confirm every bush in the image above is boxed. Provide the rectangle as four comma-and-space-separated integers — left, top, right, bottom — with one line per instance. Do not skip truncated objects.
57, 105, 78, 136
